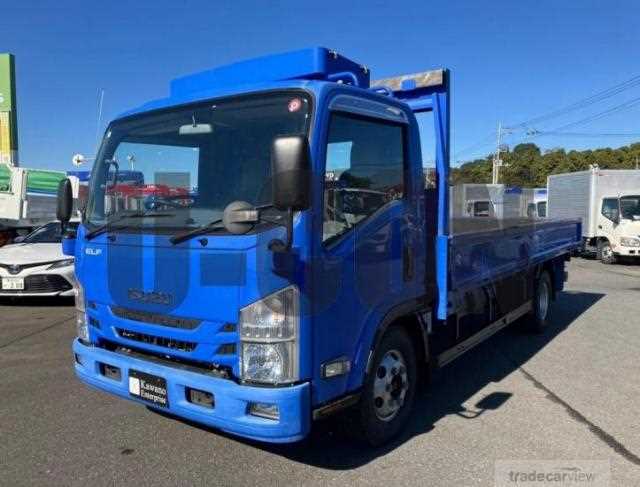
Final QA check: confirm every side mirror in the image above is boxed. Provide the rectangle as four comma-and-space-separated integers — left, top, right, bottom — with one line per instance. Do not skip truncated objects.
57, 178, 73, 228
223, 200, 258, 235
269, 135, 311, 252
271, 135, 311, 211
13, 236, 24, 244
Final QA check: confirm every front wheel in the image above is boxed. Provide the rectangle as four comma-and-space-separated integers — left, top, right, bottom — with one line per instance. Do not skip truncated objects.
356, 327, 417, 446
597, 240, 617, 265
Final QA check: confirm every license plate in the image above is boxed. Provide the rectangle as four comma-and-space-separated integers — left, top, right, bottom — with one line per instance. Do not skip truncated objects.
128, 370, 169, 408
2, 277, 24, 290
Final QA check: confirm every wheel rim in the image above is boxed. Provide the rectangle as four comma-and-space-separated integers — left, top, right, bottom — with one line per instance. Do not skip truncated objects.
537, 279, 550, 320
373, 349, 409, 422
602, 245, 612, 259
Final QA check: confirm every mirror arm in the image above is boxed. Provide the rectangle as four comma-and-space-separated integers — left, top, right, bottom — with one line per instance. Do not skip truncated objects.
269, 207, 293, 253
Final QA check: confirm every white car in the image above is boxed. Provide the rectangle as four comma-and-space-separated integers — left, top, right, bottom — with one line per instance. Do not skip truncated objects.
0, 221, 78, 297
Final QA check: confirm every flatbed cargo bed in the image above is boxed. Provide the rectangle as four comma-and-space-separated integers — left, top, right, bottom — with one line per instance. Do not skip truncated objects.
449, 218, 581, 292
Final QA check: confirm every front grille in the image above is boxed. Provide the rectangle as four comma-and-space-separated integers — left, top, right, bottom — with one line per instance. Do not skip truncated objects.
101, 340, 232, 379
0, 261, 58, 274
216, 343, 236, 355
0, 275, 72, 294
115, 328, 197, 352
111, 306, 201, 330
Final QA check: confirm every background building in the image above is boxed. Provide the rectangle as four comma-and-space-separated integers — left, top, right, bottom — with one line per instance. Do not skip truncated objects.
0, 53, 18, 166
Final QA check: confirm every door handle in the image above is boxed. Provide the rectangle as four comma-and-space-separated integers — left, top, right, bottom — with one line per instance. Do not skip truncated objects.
403, 244, 414, 282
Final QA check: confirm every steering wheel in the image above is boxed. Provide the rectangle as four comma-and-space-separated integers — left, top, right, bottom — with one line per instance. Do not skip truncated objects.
144, 194, 195, 210
342, 192, 363, 214
325, 188, 355, 228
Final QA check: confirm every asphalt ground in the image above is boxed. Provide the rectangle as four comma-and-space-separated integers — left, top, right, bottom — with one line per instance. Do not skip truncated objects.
1, 258, 639, 486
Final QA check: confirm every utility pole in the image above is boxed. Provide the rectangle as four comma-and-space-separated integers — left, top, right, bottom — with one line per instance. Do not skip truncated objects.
95, 89, 105, 151
492, 122, 504, 184
635, 155, 639, 170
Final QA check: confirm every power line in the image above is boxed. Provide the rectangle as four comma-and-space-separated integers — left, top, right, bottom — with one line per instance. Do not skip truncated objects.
534, 131, 640, 138
459, 73, 640, 161
453, 132, 495, 158
522, 96, 640, 143
508, 73, 640, 129
549, 96, 640, 132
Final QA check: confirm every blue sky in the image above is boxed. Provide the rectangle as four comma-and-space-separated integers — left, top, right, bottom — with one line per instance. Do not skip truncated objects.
3, 0, 640, 171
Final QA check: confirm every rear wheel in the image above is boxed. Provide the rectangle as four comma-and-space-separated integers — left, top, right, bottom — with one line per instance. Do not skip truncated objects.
526, 271, 552, 333
356, 327, 417, 446
597, 240, 617, 265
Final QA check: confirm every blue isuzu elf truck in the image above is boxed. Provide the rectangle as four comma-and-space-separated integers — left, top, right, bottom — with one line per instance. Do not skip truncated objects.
56, 47, 581, 445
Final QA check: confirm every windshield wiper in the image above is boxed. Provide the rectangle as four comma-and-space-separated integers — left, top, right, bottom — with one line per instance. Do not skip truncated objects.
85, 212, 175, 240
169, 219, 224, 245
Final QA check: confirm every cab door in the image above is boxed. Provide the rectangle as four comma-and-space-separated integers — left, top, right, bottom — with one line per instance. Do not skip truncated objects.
599, 197, 619, 240
311, 94, 421, 404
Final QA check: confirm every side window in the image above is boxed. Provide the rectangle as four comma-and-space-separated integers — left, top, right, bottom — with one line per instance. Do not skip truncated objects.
601, 198, 619, 222
474, 201, 491, 217
323, 112, 405, 244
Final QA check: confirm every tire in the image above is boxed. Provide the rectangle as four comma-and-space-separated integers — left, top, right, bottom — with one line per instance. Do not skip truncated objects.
597, 240, 617, 265
526, 271, 552, 333
355, 326, 417, 446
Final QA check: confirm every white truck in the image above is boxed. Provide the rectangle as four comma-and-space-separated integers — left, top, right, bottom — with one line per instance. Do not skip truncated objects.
450, 184, 547, 220
524, 188, 547, 218
450, 184, 525, 219
547, 167, 640, 264
0, 164, 84, 246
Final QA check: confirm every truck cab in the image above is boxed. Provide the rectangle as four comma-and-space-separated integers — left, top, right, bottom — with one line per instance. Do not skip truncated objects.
61, 48, 445, 444
548, 167, 640, 264
598, 194, 640, 263
526, 188, 547, 219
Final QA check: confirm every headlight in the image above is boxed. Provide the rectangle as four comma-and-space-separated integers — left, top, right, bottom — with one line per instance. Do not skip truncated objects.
239, 286, 299, 384
48, 258, 74, 270
241, 342, 295, 383
75, 281, 89, 342
620, 237, 640, 247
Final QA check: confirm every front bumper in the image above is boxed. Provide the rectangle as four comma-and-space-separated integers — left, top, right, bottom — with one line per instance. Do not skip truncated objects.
0, 267, 76, 297
613, 245, 640, 257
0, 289, 75, 297
72, 339, 311, 443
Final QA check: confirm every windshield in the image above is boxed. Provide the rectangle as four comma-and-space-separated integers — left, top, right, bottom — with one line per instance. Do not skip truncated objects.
86, 92, 312, 232
537, 201, 547, 218
23, 222, 79, 244
620, 196, 640, 220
